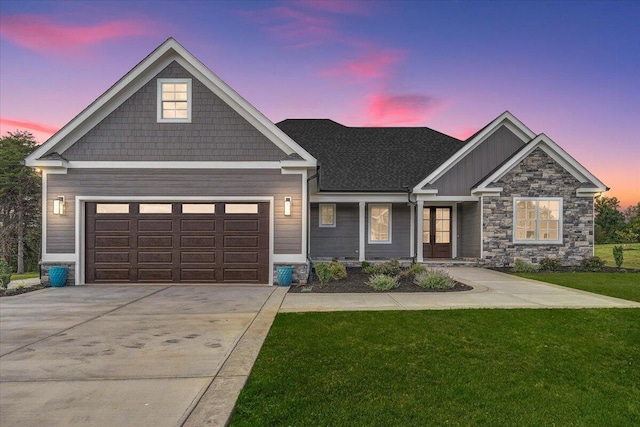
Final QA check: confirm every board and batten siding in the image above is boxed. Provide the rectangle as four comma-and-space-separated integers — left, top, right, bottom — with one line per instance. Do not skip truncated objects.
61, 61, 286, 162
46, 169, 302, 254
457, 202, 481, 258
431, 126, 526, 196
365, 203, 411, 259
310, 203, 359, 259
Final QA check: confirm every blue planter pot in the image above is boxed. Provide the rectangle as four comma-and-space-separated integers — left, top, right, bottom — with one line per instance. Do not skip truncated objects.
49, 266, 67, 287
276, 266, 293, 286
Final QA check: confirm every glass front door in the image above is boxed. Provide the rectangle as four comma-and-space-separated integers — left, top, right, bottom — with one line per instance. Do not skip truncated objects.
423, 207, 452, 258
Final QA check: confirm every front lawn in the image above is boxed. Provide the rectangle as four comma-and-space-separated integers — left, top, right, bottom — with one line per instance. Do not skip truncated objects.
516, 272, 640, 303
596, 243, 640, 269
231, 309, 640, 426
9, 271, 39, 280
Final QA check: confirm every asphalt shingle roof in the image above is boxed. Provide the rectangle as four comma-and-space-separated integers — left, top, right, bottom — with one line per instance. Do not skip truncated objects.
277, 119, 465, 192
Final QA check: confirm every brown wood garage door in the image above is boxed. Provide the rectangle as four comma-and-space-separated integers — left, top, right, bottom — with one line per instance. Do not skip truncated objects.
85, 202, 269, 284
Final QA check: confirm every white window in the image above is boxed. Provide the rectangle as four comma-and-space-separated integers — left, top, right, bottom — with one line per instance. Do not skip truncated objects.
225, 203, 258, 214
369, 204, 391, 244
139, 203, 172, 214
513, 198, 562, 244
182, 204, 215, 214
96, 203, 129, 214
319, 204, 336, 227
157, 78, 192, 123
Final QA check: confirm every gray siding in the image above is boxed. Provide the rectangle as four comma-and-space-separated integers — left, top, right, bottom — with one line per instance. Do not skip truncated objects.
432, 126, 525, 196
62, 61, 286, 161
46, 169, 302, 254
310, 204, 359, 259
457, 202, 480, 258
365, 203, 411, 259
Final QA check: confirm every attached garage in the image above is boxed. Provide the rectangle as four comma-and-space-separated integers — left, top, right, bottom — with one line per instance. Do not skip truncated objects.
85, 202, 269, 284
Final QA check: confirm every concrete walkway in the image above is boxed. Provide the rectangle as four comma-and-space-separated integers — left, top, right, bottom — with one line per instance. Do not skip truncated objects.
280, 267, 640, 312
6, 277, 41, 290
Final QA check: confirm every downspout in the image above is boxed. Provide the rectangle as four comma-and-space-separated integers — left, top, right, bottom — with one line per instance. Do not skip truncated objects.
306, 168, 319, 282
403, 185, 417, 264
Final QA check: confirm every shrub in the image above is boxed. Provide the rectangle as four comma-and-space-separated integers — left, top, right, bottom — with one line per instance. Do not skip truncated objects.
513, 259, 538, 273
613, 246, 624, 268
580, 256, 606, 272
539, 257, 562, 272
315, 262, 333, 286
0, 259, 11, 288
400, 263, 426, 278
414, 269, 455, 289
366, 259, 402, 276
367, 274, 399, 291
329, 260, 347, 280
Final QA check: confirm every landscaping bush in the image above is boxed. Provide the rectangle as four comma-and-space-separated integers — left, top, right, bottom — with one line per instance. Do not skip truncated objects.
513, 259, 538, 273
539, 257, 562, 272
414, 269, 455, 289
580, 256, 606, 272
613, 246, 624, 268
401, 263, 426, 278
365, 259, 402, 276
315, 263, 333, 286
361, 261, 372, 273
0, 259, 11, 289
367, 274, 399, 291
329, 260, 347, 280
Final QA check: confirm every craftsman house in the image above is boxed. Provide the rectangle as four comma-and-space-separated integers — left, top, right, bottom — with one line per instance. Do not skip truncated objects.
25, 38, 607, 285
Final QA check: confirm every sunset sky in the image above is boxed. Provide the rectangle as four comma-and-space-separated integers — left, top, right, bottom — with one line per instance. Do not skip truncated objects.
1, 0, 638, 208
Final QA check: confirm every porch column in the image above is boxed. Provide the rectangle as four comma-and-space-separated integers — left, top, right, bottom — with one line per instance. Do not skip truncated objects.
416, 200, 424, 262
359, 201, 366, 262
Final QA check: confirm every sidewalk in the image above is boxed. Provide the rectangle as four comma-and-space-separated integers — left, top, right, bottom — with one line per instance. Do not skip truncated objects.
6, 277, 41, 290
280, 267, 640, 312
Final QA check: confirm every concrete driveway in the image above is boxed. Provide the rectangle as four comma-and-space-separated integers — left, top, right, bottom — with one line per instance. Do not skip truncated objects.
0, 285, 283, 427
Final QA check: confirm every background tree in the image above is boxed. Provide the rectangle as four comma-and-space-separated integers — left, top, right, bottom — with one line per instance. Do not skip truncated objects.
621, 202, 640, 243
0, 131, 41, 273
594, 196, 625, 244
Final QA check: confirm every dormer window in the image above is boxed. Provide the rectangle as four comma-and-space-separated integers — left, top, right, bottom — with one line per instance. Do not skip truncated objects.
157, 78, 191, 122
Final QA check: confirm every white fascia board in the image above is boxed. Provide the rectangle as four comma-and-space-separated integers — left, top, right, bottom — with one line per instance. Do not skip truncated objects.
310, 193, 409, 203
25, 159, 68, 168
470, 188, 502, 196
576, 188, 606, 197
273, 254, 307, 263
412, 188, 438, 195
67, 161, 283, 169
417, 195, 481, 202
280, 160, 317, 168
412, 111, 536, 193
475, 134, 608, 192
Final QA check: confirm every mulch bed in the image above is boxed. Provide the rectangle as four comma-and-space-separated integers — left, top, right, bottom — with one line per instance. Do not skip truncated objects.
288, 268, 473, 293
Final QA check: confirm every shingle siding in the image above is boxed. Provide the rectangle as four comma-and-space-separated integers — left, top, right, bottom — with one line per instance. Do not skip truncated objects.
46, 168, 302, 254
433, 126, 525, 195
62, 61, 287, 161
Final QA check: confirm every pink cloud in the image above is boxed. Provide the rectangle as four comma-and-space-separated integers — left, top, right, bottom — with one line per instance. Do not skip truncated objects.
0, 15, 153, 56
364, 93, 443, 126
297, 0, 371, 15
451, 126, 480, 140
240, 6, 336, 48
319, 49, 405, 82
0, 118, 58, 135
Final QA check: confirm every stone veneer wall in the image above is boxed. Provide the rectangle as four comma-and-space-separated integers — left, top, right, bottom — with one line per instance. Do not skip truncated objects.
273, 263, 309, 285
482, 148, 594, 266
40, 262, 76, 286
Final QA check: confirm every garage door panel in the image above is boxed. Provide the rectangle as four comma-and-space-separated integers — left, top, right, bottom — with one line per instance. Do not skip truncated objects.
95, 219, 130, 232
86, 202, 269, 284
138, 219, 173, 232
96, 235, 130, 248
138, 251, 173, 264
181, 235, 215, 248
95, 252, 130, 263
181, 252, 215, 263
180, 269, 216, 281
181, 219, 215, 232
138, 235, 173, 248
138, 269, 173, 281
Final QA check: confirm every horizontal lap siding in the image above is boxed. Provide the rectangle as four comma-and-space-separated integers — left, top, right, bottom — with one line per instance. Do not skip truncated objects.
310, 203, 359, 258
366, 203, 411, 259
46, 169, 302, 254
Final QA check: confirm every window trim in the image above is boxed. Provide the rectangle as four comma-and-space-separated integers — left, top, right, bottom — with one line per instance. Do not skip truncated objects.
512, 197, 563, 245
157, 78, 192, 123
319, 204, 336, 228
368, 203, 392, 244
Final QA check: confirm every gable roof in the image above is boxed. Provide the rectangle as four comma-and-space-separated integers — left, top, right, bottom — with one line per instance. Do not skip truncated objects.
25, 38, 316, 168
472, 133, 608, 195
412, 111, 536, 193
276, 119, 464, 192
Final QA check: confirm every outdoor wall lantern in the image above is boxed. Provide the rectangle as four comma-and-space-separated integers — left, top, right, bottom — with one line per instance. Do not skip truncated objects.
284, 196, 292, 216
53, 196, 65, 215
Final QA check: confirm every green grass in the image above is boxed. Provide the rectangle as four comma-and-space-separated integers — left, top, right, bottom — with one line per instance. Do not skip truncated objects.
596, 243, 640, 269
516, 272, 640, 302
231, 310, 640, 426
10, 272, 39, 281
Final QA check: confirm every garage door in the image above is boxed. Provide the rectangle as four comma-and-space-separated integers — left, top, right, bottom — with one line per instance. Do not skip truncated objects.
85, 202, 269, 284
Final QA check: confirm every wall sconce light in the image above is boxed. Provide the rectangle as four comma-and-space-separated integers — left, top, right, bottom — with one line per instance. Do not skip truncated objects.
53, 196, 65, 215
284, 196, 292, 216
